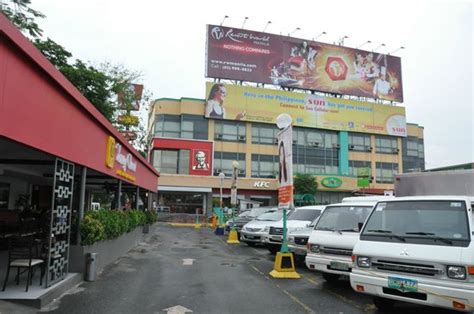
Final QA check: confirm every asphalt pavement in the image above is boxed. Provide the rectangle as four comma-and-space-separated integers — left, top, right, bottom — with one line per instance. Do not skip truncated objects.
1, 224, 460, 313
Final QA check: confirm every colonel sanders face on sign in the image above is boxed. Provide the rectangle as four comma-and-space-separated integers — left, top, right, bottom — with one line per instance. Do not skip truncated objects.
192, 151, 209, 170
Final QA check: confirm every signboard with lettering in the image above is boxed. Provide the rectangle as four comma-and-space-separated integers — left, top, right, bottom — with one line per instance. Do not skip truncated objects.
206, 25, 403, 102
105, 136, 137, 182
204, 83, 407, 137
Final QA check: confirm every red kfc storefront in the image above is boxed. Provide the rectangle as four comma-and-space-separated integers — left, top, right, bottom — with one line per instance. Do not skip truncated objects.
150, 138, 214, 215
0, 14, 159, 290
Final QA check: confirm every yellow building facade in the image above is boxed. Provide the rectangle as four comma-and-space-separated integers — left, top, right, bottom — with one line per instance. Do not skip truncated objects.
147, 97, 424, 214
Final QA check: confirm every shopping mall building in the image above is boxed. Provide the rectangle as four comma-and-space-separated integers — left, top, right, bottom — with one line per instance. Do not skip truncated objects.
147, 92, 425, 215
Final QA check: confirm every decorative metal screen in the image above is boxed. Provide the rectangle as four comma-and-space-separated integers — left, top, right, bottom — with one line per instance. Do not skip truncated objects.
46, 158, 74, 287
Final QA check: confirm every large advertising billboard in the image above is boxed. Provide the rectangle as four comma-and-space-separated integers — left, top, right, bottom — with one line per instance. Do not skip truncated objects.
206, 25, 403, 102
205, 82, 407, 137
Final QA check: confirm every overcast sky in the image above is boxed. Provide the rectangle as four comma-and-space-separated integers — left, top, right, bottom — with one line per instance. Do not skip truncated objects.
33, 0, 473, 169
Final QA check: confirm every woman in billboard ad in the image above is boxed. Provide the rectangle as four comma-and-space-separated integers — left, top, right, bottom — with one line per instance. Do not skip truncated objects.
205, 83, 246, 120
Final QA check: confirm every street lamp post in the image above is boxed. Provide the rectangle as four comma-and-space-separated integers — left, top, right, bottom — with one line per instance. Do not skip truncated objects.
215, 172, 226, 235
227, 161, 240, 244
218, 172, 225, 210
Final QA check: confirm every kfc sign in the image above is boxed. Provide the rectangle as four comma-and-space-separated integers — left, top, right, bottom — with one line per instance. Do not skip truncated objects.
192, 150, 210, 171
254, 181, 270, 188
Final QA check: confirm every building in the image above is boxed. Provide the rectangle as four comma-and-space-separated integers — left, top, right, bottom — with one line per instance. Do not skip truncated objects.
0, 13, 159, 293
147, 93, 424, 215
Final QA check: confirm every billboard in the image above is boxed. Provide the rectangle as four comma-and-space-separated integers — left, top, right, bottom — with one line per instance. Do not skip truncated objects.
117, 83, 144, 110
277, 125, 293, 209
205, 83, 407, 137
206, 25, 403, 102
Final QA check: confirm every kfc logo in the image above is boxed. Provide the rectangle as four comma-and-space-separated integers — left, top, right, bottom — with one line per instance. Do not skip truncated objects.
192, 150, 209, 170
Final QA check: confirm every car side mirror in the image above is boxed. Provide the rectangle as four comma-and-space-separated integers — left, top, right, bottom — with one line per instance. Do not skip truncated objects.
358, 222, 364, 232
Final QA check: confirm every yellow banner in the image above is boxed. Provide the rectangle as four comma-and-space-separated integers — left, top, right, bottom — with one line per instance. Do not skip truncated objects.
205, 82, 407, 136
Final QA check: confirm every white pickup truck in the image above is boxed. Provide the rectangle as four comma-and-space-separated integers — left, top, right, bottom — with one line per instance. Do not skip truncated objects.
351, 196, 474, 312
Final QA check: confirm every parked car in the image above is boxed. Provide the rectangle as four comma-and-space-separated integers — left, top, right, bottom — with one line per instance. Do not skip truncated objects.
264, 205, 325, 254
225, 206, 277, 234
305, 201, 377, 282
287, 207, 325, 263
240, 210, 285, 246
351, 196, 474, 312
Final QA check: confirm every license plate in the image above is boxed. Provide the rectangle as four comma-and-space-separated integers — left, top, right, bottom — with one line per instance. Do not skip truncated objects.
271, 236, 282, 241
388, 276, 418, 292
247, 235, 255, 239
330, 261, 350, 271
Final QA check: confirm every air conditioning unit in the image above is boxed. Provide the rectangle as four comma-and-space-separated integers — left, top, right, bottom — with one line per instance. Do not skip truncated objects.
274, 138, 279, 144
393, 148, 400, 153
292, 139, 297, 144
215, 134, 223, 140
238, 135, 246, 141
309, 141, 320, 147
367, 146, 373, 152
349, 144, 355, 150
332, 143, 340, 149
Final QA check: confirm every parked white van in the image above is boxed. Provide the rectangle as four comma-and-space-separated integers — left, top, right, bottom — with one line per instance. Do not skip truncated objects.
305, 201, 377, 282
351, 196, 474, 312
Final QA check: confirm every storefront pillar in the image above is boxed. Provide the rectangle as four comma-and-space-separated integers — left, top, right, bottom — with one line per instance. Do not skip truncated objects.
76, 166, 87, 244
116, 180, 122, 210
135, 186, 140, 209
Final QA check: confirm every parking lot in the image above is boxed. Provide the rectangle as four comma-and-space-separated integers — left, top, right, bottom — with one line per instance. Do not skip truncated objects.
33, 224, 459, 314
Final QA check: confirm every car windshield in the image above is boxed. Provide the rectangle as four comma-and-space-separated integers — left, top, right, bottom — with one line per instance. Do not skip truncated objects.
256, 211, 284, 221
362, 200, 470, 246
288, 209, 321, 221
238, 211, 250, 218
315, 206, 372, 232
248, 207, 277, 217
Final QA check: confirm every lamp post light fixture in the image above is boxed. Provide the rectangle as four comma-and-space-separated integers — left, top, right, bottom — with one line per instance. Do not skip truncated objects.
288, 27, 301, 37
313, 31, 326, 41
357, 40, 372, 49
372, 43, 386, 52
263, 21, 272, 32
389, 46, 405, 55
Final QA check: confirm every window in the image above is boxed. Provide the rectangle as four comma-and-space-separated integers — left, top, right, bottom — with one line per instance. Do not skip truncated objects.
375, 135, 398, 154
252, 123, 278, 145
349, 133, 371, 152
181, 115, 208, 140
214, 152, 246, 177
376, 162, 398, 183
152, 149, 190, 174
155, 115, 180, 138
252, 154, 278, 178
215, 121, 246, 142
0, 183, 9, 209
349, 160, 371, 177
292, 127, 339, 175
402, 137, 425, 172
155, 114, 209, 140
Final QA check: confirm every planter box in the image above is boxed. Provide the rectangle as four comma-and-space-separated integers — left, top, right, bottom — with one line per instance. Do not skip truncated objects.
69, 223, 157, 276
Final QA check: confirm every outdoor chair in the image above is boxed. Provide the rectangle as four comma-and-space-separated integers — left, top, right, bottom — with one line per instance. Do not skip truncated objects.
2, 236, 44, 292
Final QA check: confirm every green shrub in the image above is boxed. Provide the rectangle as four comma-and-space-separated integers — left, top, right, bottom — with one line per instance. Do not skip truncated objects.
80, 209, 148, 245
145, 210, 157, 224
80, 215, 105, 245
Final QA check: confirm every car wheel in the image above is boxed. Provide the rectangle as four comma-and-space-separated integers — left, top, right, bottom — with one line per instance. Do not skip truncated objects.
373, 297, 395, 311
268, 246, 279, 254
246, 242, 256, 247
322, 272, 339, 282
293, 254, 305, 265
